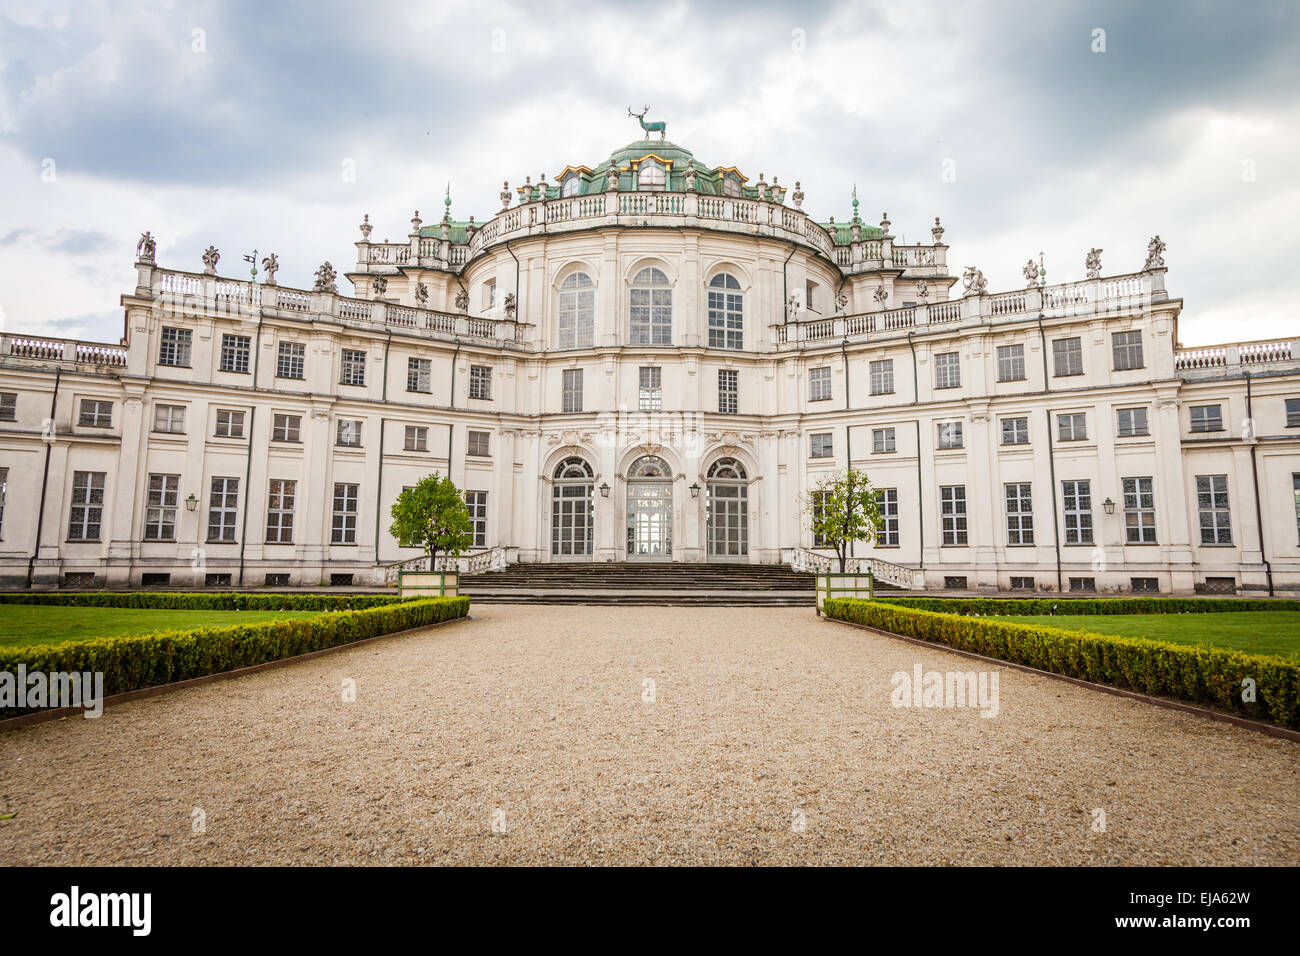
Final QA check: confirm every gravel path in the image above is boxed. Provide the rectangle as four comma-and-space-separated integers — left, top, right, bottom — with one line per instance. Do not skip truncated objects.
1, 604, 1296, 865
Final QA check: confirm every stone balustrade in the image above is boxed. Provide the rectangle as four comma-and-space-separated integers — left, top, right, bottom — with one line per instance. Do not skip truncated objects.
0, 333, 128, 368
140, 264, 526, 351
1174, 339, 1298, 377
773, 270, 1162, 349
354, 190, 947, 278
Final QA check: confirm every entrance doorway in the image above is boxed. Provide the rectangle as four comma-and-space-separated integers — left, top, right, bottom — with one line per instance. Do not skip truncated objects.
551, 457, 594, 560
626, 456, 672, 559
706, 457, 748, 560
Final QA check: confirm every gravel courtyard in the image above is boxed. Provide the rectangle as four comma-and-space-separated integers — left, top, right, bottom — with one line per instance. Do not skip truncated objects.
2, 604, 1297, 866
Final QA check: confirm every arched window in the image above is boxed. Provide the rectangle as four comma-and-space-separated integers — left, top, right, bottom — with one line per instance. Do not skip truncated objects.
638, 161, 665, 190
629, 455, 671, 478
707, 457, 747, 480
707, 273, 743, 350
552, 457, 593, 558
629, 267, 672, 345
562, 175, 580, 197
722, 176, 741, 198
558, 271, 595, 349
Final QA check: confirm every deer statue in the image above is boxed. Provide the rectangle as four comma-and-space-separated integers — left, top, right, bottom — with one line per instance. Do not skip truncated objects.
628, 105, 667, 141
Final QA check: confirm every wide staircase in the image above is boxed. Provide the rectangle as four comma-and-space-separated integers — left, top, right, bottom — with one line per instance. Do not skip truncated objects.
460, 561, 823, 606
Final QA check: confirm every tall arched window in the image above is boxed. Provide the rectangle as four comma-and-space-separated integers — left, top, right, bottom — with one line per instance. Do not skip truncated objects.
629, 267, 672, 345
638, 161, 665, 190
558, 271, 595, 349
562, 175, 580, 197
552, 457, 594, 558
707, 273, 744, 350
706, 457, 748, 559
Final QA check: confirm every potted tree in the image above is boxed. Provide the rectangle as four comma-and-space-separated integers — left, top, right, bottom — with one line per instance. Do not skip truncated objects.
390, 474, 474, 597
805, 469, 883, 612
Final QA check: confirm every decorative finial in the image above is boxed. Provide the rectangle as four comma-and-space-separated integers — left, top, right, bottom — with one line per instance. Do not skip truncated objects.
500, 180, 511, 211
880, 211, 890, 233
851, 185, 859, 222
243, 249, 258, 281
931, 216, 945, 244
411, 210, 422, 234
443, 183, 452, 222
359, 214, 372, 239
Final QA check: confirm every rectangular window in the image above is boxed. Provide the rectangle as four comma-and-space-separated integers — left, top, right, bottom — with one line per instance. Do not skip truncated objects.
0, 392, 15, 421
1122, 476, 1157, 544
469, 365, 492, 400
706, 282, 744, 350
214, 409, 245, 438
996, 344, 1026, 382
482, 280, 497, 312
1057, 412, 1087, 441
561, 368, 583, 413
805, 280, 817, 313
219, 334, 251, 374
1112, 330, 1144, 370
466, 491, 488, 548
207, 476, 239, 543
272, 413, 301, 442
810, 432, 833, 459
940, 485, 968, 545
872, 427, 896, 454
143, 473, 179, 541
1001, 417, 1029, 445
1116, 407, 1149, 437
937, 421, 964, 449
811, 490, 829, 547
265, 479, 296, 544
407, 357, 432, 393
1061, 480, 1094, 545
340, 349, 366, 387
944, 576, 968, 590
809, 367, 832, 401
1131, 577, 1159, 593
869, 359, 894, 396
404, 426, 428, 452
718, 369, 738, 415
467, 430, 491, 457
1010, 576, 1035, 591
639, 367, 662, 411
78, 399, 113, 427
876, 488, 899, 546
1052, 337, 1083, 377
277, 342, 305, 380
158, 326, 192, 367
1286, 398, 1300, 428
331, 482, 358, 544
0, 466, 6, 538
153, 403, 186, 434
934, 351, 961, 389
1196, 474, 1232, 545
1069, 576, 1096, 592
336, 419, 362, 447
1294, 474, 1300, 543
1005, 483, 1034, 545
1189, 404, 1223, 433
67, 471, 104, 543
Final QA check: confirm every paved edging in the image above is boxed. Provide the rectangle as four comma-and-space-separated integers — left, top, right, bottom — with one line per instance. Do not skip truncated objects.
823, 615, 1300, 743
0, 615, 472, 732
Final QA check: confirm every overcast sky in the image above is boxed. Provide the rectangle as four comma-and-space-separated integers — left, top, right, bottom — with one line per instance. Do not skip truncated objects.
1, 0, 1296, 345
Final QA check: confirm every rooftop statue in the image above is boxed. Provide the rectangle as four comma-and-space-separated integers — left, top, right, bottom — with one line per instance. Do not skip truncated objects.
312, 261, 338, 293
261, 252, 279, 285
628, 105, 667, 141
1144, 235, 1166, 270
1085, 247, 1103, 279
135, 231, 156, 262
202, 245, 220, 275
963, 266, 988, 295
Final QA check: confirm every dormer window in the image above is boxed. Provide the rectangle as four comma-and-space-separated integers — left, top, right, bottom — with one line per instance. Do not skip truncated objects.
722, 176, 741, 198
562, 175, 580, 197
638, 161, 665, 191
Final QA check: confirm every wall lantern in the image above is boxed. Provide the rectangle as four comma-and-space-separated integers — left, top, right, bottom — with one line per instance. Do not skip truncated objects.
599, 483, 610, 498
185, 494, 199, 512
690, 482, 701, 498
1102, 497, 1115, 515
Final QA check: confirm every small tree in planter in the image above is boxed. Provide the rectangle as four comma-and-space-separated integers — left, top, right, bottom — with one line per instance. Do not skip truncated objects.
390, 474, 474, 572
805, 469, 883, 574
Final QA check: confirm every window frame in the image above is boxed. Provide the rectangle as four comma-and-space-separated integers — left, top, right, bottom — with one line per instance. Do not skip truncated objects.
561, 368, 584, 414
206, 476, 240, 544
158, 326, 193, 368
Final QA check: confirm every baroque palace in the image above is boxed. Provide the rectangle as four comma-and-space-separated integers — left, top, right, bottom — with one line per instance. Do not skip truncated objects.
1, 122, 1299, 594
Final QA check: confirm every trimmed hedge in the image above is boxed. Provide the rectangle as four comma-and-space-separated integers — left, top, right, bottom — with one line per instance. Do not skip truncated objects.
875, 596, 1300, 616
0, 592, 409, 611
0, 596, 469, 718
824, 598, 1300, 728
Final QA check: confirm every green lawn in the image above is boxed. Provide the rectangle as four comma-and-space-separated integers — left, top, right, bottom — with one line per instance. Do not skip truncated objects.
993, 612, 1300, 659
0, 605, 323, 648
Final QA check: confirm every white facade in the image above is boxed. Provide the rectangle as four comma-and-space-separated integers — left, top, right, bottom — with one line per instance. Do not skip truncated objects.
2, 135, 1299, 594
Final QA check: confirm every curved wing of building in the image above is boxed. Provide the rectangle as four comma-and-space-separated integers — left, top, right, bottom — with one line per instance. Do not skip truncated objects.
1, 132, 1298, 594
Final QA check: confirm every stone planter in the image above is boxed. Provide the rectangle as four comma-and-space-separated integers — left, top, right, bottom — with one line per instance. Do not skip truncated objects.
398, 570, 459, 598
